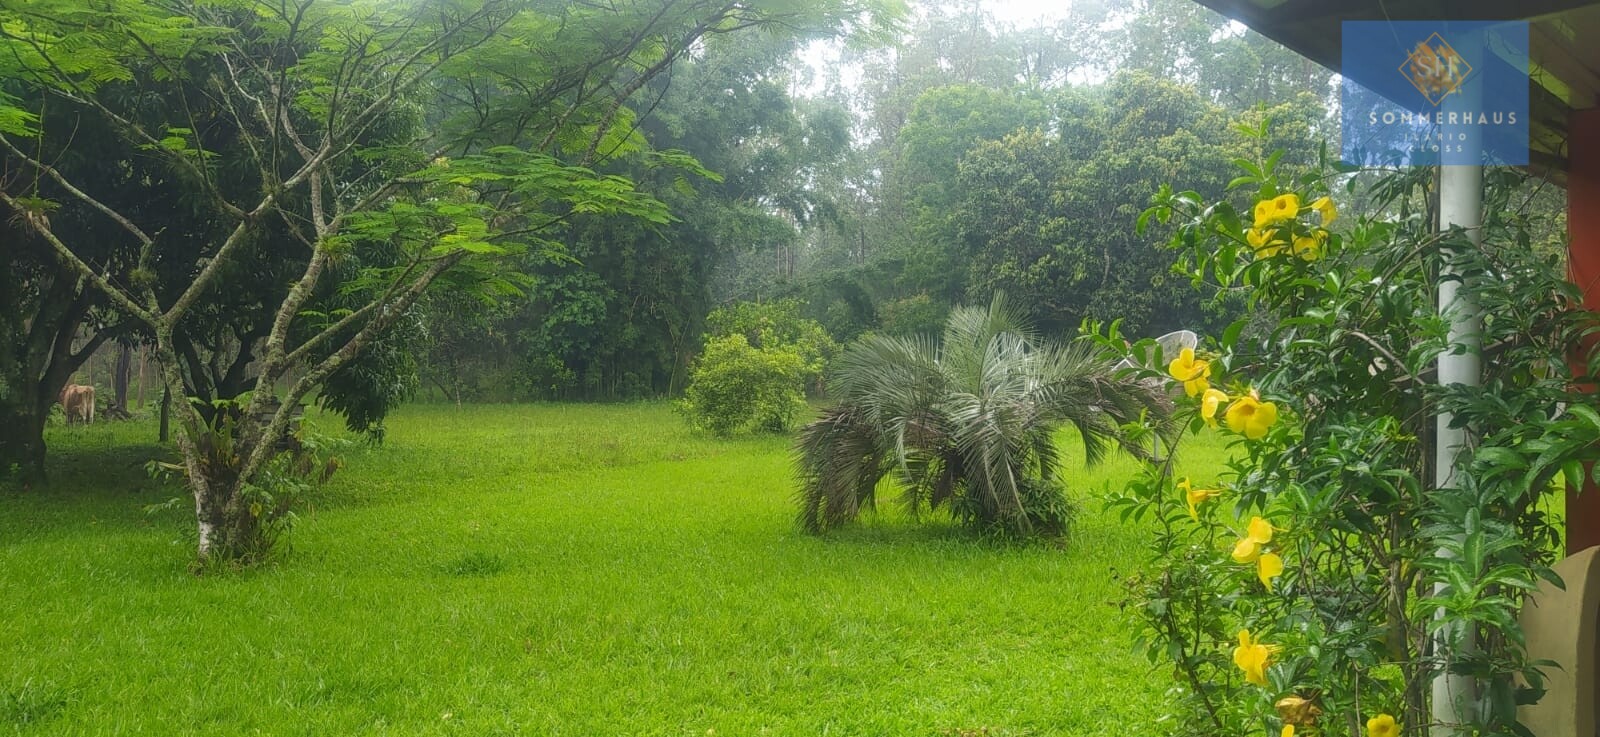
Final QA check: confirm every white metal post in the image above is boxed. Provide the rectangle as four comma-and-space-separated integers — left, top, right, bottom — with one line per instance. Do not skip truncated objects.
1431, 39, 1485, 735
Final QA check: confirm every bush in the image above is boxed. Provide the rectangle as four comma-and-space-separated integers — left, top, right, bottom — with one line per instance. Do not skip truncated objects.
680, 335, 808, 436
877, 293, 947, 336
704, 300, 837, 395
959, 476, 1075, 538
795, 294, 1171, 536
1113, 141, 1596, 737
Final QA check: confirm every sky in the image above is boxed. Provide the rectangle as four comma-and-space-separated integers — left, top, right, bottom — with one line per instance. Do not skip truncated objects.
979, 0, 1079, 25
796, 0, 1089, 98
796, 0, 1259, 98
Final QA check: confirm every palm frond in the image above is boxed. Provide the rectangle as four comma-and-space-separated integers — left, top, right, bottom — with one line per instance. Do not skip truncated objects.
794, 404, 889, 533
940, 292, 1033, 391
830, 332, 946, 475
1033, 339, 1176, 468
944, 387, 1032, 533
795, 295, 1175, 537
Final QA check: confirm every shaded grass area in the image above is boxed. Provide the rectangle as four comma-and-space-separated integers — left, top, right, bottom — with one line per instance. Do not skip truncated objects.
1, 403, 1231, 736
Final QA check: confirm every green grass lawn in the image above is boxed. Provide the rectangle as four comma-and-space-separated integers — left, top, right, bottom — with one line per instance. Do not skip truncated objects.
2, 403, 1231, 736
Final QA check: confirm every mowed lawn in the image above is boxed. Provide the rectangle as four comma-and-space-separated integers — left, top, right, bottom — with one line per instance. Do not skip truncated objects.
2, 403, 1230, 736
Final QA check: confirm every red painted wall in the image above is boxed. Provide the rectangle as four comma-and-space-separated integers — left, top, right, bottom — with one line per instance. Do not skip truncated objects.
1567, 108, 1600, 555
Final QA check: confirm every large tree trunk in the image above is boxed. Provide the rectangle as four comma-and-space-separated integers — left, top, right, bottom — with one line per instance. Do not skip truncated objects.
0, 301, 46, 480
0, 266, 101, 481
153, 332, 299, 564
0, 415, 47, 481
0, 380, 48, 481
152, 335, 233, 562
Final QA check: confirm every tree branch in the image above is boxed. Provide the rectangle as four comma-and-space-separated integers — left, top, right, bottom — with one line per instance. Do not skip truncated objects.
240, 250, 465, 483
0, 25, 249, 219
278, 256, 428, 369
162, 213, 262, 325
0, 190, 154, 323
0, 133, 156, 249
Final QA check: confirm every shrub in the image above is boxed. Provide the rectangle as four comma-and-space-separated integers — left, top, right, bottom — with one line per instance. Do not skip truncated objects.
681, 334, 808, 436
1112, 139, 1599, 737
704, 300, 837, 394
795, 294, 1172, 536
877, 293, 947, 336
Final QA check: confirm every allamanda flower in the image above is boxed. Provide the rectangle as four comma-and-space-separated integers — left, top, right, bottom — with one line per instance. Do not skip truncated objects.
1225, 390, 1278, 439
1166, 347, 1210, 397
1200, 388, 1227, 427
1253, 193, 1300, 228
1247, 227, 1287, 258
1311, 196, 1337, 224
1178, 478, 1219, 520
1231, 515, 1275, 563
1257, 551, 1284, 589
1275, 695, 1322, 725
1232, 629, 1275, 686
1293, 230, 1328, 261
1231, 536, 1259, 563
1366, 714, 1400, 737
1281, 726, 1294, 737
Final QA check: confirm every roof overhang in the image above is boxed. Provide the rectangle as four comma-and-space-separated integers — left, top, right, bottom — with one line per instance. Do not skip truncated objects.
1192, 0, 1600, 179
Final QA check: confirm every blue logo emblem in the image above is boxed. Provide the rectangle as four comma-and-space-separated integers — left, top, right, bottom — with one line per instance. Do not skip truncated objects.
1341, 21, 1528, 166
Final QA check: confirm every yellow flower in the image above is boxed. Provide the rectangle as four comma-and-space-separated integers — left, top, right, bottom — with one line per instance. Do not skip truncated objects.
1232, 536, 1261, 563
1232, 629, 1275, 686
1281, 726, 1295, 737
1247, 516, 1274, 544
1257, 551, 1284, 589
1253, 193, 1301, 228
1366, 714, 1400, 737
1178, 478, 1220, 520
1232, 516, 1275, 563
1252, 200, 1271, 227
1225, 390, 1278, 439
1166, 347, 1211, 397
1200, 388, 1228, 427
1293, 230, 1328, 261
1247, 227, 1287, 258
1276, 695, 1323, 725
1311, 196, 1337, 224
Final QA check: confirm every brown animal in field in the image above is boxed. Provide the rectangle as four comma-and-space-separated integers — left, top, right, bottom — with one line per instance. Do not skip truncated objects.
59, 384, 95, 425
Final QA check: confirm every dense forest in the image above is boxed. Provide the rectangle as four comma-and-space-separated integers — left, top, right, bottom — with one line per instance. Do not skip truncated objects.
415, 0, 1339, 403
2, 0, 1564, 480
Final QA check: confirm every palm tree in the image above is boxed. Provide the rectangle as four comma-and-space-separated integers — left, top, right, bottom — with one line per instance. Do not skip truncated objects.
795, 295, 1174, 535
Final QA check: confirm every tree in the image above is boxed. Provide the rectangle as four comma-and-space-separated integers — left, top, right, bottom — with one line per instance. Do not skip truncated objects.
0, 91, 151, 478
950, 73, 1321, 337
421, 30, 866, 401
680, 334, 808, 437
0, 219, 111, 478
889, 84, 1048, 301
0, 0, 892, 563
734, 0, 1340, 344
795, 294, 1172, 536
